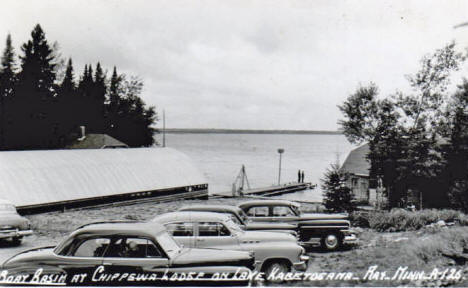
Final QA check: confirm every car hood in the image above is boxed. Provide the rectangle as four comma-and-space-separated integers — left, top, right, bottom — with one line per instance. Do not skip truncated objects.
245, 222, 297, 230
172, 248, 251, 266
3, 246, 56, 268
0, 213, 28, 228
238, 231, 296, 243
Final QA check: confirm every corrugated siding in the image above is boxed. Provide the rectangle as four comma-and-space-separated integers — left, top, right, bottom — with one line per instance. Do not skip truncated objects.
0, 148, 206, 207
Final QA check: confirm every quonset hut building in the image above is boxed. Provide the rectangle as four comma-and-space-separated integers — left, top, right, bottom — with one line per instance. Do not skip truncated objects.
0, 148, 208, 214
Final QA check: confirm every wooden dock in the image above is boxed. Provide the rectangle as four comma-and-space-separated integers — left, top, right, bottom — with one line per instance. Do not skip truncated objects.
211, 182, 314, 198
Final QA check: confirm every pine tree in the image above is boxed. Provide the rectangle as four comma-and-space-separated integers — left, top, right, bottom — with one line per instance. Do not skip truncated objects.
57, 58, 76, 144
0, 34, 17, 149
321, 164, 356, 213
14, 24, 57, 149
91, 62, 106, 132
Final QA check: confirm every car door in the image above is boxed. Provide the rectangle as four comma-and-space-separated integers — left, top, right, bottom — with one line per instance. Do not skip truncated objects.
100, 236, 170, 284
270, 205, 300, 223
194, 222, 239, 250
164, 222, 197, 248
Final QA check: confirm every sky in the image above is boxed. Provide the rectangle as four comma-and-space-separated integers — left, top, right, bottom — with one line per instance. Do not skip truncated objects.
1, 0, 468, 130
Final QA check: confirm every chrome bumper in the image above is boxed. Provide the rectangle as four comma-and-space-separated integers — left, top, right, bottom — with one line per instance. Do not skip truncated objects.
293, 255, 309, 271
0, 229, 33, 239
343, 234, 358, 244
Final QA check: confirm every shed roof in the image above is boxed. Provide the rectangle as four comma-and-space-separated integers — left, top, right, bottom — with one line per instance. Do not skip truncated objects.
66, 133, 128, 149
340, 144, 370, 177
0, 147, 206, 208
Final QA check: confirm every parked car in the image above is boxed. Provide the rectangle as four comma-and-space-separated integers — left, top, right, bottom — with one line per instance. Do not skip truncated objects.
2, 222, 254, 286
178, 204, 297, 235
238, 200, 357, 251
151, 211, 309, 278
0, 199, 32, 245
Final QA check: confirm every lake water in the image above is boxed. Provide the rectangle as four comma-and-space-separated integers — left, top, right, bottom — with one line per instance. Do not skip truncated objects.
154, 133, 355, 202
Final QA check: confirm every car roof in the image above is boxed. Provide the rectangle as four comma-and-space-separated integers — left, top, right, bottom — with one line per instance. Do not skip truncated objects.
179, 205, 241, 213
72, 222, 165, 239
238, 199, 300, 209
152, 211, 231, 223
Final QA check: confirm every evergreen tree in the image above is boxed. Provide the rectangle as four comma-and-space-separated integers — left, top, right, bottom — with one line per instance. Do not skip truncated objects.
0, 34, 17, 149
91, 62, 106, 132
57, 58, 76, 144
14, 24, 57, 149
321, 164, 356, 213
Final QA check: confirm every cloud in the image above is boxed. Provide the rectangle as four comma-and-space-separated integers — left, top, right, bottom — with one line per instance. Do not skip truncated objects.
1, 0, 468, 130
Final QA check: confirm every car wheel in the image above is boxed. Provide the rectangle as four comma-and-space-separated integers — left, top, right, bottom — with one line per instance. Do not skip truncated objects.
322, 233, 341, 251
263, 260, 291, 283
11, 237, 22, 246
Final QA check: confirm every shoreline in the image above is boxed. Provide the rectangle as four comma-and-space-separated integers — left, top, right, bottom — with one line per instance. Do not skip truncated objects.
160, 128, 342, 135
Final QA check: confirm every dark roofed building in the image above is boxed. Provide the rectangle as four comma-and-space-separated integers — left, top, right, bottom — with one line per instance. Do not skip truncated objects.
66, 133, 128, 149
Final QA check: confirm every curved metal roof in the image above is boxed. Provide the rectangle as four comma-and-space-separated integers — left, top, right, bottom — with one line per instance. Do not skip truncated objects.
0, 148, 206, 207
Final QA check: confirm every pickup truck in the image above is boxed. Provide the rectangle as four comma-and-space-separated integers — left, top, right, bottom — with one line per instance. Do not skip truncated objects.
238, 200, 357, 251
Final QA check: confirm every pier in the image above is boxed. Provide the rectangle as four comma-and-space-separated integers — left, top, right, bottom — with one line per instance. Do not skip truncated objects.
211, 182, 314, 198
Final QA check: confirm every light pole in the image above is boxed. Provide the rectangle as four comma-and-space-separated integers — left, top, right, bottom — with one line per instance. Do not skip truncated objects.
277, 148, 284, 185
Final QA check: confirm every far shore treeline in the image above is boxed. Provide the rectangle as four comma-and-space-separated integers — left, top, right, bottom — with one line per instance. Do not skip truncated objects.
0, 24, 156, 150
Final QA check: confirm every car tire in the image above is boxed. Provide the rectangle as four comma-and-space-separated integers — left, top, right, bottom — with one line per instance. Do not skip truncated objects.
11, 237, 22, 246
263, 260, 291, 283
321, 233, 341, 251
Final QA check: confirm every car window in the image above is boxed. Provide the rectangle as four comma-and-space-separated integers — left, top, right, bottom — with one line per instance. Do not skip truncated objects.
272, 206, 296, 217
165, 222, 194, 237
104, 237, 163, 258
247, 206, 269, 217
73, 238, 110, 257
198, 222, 230, 237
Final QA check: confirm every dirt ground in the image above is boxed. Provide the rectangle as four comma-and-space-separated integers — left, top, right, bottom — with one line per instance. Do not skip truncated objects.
1, 197, 467, 287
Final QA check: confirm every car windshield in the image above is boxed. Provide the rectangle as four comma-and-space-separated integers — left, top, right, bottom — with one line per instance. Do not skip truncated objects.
0, 204, 16, 213
237, 209, 249, 223
156, 231, 180, 258
224, 219, 244, 234
291, 205, 301, 216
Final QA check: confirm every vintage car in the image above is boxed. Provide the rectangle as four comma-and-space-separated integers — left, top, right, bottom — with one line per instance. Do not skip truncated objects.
151, 211, 309, 278
238, 200, 357, 251
178, 204, 297, 235
0, 199, 32, 245
2, 222, 254, 286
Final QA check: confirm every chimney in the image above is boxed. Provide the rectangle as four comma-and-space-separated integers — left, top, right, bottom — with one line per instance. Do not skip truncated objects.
78, 126, 86, 141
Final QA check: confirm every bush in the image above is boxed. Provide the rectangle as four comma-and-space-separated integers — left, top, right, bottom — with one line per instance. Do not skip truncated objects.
350, 209, 468, 232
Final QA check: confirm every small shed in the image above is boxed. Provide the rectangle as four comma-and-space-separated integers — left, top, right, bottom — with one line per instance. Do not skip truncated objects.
0, 147, 207, 213
66, 133, 129, 149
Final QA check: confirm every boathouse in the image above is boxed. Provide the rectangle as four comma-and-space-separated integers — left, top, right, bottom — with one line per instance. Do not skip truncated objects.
0, 147, 208, 214
340, 144, 372, 204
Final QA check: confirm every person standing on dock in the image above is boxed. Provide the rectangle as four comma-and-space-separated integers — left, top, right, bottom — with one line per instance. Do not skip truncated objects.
301, 170, 305, 183
298, 170, 301, 183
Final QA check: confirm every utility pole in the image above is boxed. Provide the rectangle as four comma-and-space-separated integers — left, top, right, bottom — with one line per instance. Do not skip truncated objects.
277, 148, 284, 185
162, 109, 166, 147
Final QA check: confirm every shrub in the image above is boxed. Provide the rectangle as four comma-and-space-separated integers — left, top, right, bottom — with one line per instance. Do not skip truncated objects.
350, 209, 468, 232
